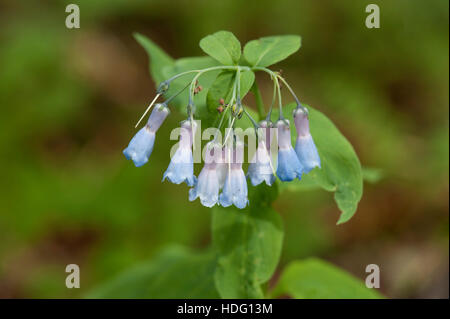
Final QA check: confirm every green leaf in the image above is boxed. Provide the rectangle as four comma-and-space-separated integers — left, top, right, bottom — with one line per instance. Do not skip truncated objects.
243, 35, 301, 67
212, 184, 283, 298
134, 32, 174, 84
276, 103, 363, 224
206, 71, 235, 114
206, 70, 255, 114
362, 166, 384, 184
199, 31, 241, 65
272, 258, 383, 299
86, 246, 219, 298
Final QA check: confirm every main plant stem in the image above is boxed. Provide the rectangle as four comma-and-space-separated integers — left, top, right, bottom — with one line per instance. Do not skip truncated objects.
250, 82, 265, 121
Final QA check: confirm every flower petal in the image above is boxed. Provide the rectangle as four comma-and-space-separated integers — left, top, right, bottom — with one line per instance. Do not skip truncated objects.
247, 142, 276, 186
293, 107, 321, 173
163, 147, 196, 186
163, 120, 197, 186
123, 126, 155, 167
295, 134, 321, 173
189, 166, 220, 207
220, 167, 249, 209
275, 119, 304, 181
276, 148, 303, 181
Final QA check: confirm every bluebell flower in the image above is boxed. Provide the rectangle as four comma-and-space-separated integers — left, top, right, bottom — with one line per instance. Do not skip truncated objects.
189, 142, 222, 207
162, 120, 197, 186
123, 104, 169, 167
247, 122, 276, 186
219, 141, 249, 209
293, 108, 321, 173
258, 120, 275, 150
276, 119, 304, 181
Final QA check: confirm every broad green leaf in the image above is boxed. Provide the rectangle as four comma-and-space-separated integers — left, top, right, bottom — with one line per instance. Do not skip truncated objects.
206, 70, 255, 114
244, 35, 301, 67
212, 184, 283, 298
86, 246, 219, 298
206, 71, 234, 114
134, 32, 174, 84
277, 103, 363, 224
272, 258, 383, 299
199, 31, 241, 65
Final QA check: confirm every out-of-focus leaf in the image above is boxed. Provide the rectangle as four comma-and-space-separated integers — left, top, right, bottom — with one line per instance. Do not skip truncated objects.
212, 184, 283, 298
199, 31, 241, 65
362, 167, 384, 184
206, 70, 255, 114
272, 258, 383, 299
276, 103, 363, 224
134, 32, 174, 84
243, 35, 301, 67
86, 246, 219, 298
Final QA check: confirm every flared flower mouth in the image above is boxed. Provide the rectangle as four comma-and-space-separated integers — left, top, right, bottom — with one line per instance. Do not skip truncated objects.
247, 140, 276, 186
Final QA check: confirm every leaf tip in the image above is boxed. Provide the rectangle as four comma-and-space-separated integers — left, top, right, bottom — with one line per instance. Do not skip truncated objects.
336, 213, 353, 225
133, 32, 142, 40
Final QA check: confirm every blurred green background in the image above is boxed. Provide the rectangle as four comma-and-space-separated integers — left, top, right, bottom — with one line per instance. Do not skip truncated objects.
0, 0, 448, 298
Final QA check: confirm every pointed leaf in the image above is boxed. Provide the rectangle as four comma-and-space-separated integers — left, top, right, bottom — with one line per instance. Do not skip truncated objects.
272, 258, 383, 299
244, 35, 301, 67
134, 32, 174, 84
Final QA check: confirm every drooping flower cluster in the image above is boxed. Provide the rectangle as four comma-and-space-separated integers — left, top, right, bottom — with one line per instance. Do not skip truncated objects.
123, 68, 321, 209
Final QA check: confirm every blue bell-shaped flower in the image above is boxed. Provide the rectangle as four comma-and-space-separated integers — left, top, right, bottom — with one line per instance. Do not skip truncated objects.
219, 140, 249, 209
247, 121, 276, 186
189, 142, 222, 207
123, 104, 170, 167
162, 119, 197, 186
293, 107, 320, 173
276, 119, 304, 181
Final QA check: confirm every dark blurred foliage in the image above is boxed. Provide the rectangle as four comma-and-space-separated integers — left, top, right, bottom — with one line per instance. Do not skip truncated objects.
0, 0, 448, 298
